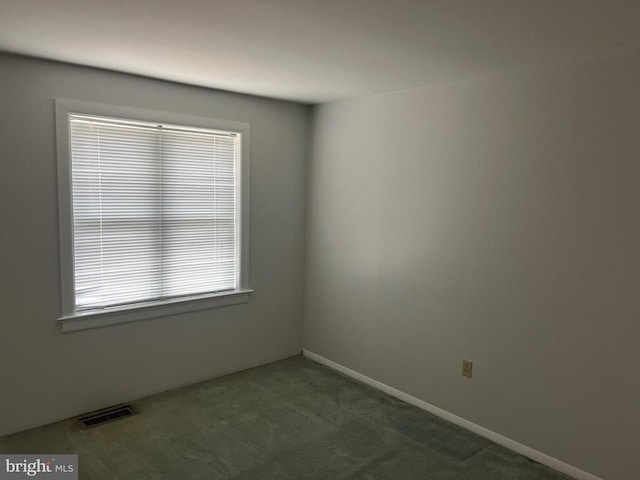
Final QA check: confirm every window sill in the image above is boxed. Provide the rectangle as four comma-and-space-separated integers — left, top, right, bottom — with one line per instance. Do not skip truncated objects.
57, 289, 253, 333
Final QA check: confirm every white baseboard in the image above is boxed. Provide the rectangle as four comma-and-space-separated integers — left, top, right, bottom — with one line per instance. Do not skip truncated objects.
302, 349, 604, 480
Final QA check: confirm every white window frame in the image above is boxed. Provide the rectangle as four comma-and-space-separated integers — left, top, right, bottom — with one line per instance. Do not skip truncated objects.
55, 99, 252, 333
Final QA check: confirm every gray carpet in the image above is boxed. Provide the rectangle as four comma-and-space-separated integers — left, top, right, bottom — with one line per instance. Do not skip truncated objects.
0, 356, 571, 479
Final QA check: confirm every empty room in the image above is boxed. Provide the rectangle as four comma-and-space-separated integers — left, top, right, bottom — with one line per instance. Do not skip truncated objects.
0, 1, 638, 479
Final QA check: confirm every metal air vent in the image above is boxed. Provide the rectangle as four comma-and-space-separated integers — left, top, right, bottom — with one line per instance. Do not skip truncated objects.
78, 404, 135, 428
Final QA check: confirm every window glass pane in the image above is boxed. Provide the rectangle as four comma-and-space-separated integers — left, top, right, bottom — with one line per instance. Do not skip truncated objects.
161, 130, 237, 297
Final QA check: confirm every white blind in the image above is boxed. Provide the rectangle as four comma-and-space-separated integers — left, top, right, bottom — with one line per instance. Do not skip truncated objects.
69, 114, 239, 311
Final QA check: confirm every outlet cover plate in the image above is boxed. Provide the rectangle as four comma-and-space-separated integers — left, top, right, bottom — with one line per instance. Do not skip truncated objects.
462, 360, 473, 378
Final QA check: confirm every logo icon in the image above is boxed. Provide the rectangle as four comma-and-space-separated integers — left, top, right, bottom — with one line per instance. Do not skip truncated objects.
1, 455, 77, 479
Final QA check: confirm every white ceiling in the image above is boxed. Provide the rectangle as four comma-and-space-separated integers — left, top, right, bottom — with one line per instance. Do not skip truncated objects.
1, 1, 640, 104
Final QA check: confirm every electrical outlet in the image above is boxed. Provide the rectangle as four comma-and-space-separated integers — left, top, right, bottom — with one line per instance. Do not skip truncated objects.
462, 360, 473, 378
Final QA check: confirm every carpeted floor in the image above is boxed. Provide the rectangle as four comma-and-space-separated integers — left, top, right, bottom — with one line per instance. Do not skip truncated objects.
0, 356, 570, 479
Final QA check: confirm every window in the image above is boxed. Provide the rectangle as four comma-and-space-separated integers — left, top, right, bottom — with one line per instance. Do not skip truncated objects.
56, 100, 251, 332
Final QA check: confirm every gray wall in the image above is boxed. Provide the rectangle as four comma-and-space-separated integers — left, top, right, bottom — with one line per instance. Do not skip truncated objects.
0, 53, 309, 436
304, 53, 640, 480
